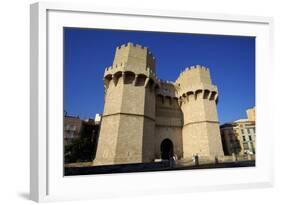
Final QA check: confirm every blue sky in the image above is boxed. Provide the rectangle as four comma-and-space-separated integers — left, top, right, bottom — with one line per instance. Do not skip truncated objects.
64, 28, 255, 124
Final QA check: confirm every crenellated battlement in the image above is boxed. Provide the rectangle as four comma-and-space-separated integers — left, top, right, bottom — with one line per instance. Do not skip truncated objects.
157, 80, 177, 98
174, 64, 219, 106
113, 42, 156, 73
178, 88, 219, 106
176, 65, 210, 83
116, 42, 145, 50
104, 62, 158, 83
116, 42, 155, 59
103, 63, 160, 92
104, 62, 155, 74
175, 64, 213, 92
116, 42, 150, 52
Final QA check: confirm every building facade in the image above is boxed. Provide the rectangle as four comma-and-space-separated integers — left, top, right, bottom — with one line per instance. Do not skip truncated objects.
220, 107, 256, 156
64, 115, 101, 163
64, 115, 101, 145
64, 115, 83, 145
94, 42, 224, 166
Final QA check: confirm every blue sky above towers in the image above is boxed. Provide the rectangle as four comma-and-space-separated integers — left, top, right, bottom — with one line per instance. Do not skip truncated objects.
64, 28, 255, 124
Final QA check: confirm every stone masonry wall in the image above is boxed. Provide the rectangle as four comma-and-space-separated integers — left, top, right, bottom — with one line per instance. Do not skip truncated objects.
94, 43, 224, 166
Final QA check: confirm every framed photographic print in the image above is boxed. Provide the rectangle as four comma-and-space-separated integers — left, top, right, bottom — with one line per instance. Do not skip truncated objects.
30, 2, 274, 202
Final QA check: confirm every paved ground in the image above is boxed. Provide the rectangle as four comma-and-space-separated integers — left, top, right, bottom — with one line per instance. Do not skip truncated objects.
64, 160, 255, 176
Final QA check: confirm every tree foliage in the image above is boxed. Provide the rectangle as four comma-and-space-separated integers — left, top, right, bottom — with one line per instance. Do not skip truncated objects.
64, 122, 99, 163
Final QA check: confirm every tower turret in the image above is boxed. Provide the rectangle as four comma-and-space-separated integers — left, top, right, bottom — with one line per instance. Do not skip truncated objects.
176, 65, 224, 160
94, 43, 158, 165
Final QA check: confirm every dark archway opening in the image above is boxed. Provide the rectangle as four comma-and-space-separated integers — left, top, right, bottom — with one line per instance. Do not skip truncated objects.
160, 139, 174, 160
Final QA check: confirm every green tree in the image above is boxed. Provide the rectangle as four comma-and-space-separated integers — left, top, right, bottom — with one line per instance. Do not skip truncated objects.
64, 121, 99, 163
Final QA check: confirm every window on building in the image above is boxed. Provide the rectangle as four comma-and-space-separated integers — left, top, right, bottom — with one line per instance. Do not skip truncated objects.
70, 125, 76, 131
247, 128, 250, 134
70, 132, 74, 138
242, 136, 246, 141
65, 124, 71, 130
243, 143, 249, 150
249, 135, 252, 141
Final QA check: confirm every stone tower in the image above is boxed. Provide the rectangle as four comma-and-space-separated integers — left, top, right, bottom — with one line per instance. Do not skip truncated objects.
175, 65, 224, 160
94, 42, 158, 165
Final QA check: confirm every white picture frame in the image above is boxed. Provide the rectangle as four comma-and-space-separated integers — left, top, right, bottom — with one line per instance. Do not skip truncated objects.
30, 2, 274, 202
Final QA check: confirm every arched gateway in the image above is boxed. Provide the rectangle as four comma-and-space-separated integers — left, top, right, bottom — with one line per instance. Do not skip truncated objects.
160, 139, 174, 160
